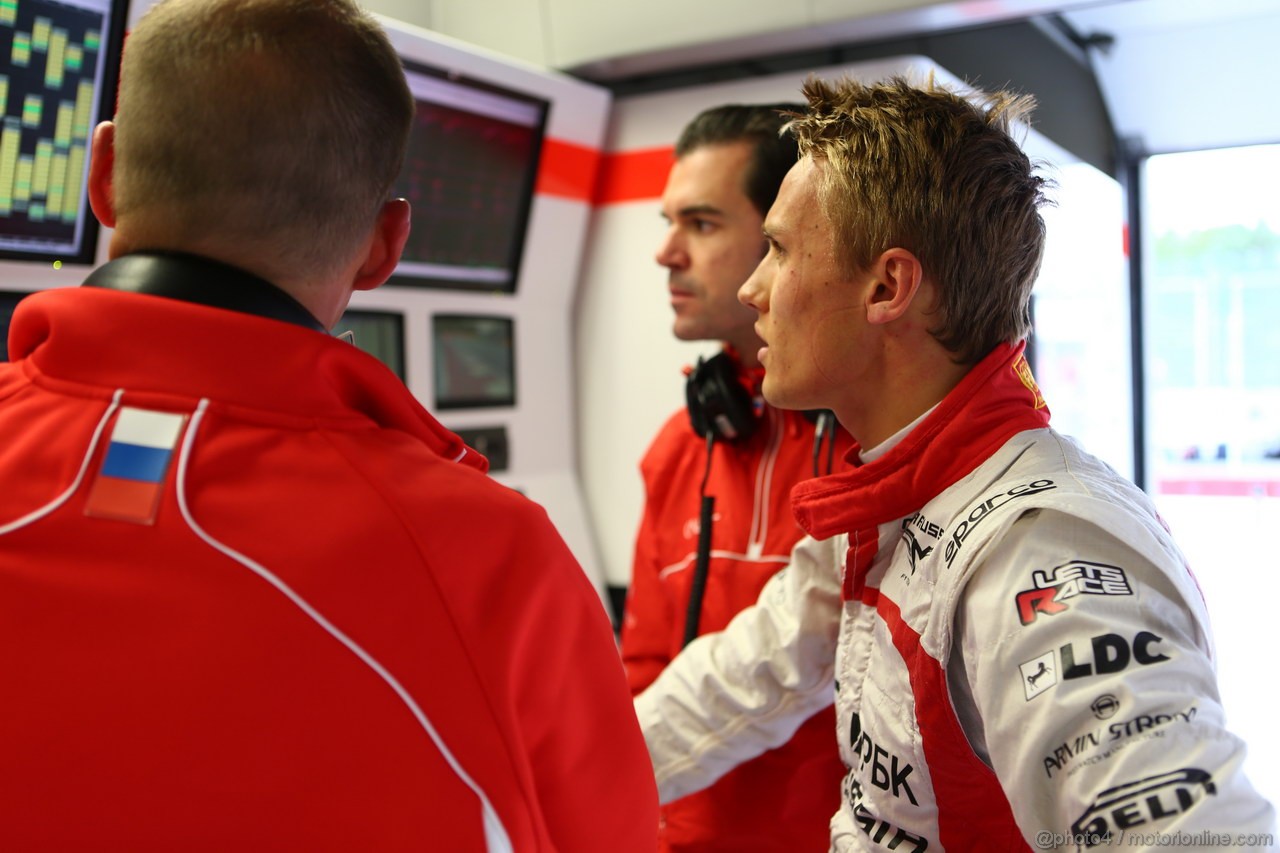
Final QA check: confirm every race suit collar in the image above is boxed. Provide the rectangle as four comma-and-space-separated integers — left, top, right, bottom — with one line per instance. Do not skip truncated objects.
858, 405, 934, 465
791, 343, 1049, 539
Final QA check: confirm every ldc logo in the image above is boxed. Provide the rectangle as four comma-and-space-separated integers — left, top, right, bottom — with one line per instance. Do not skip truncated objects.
1062, 631, 1169, 680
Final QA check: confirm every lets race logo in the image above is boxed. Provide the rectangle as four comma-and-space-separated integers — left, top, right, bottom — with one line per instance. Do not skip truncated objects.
1016, 561, 1133, 626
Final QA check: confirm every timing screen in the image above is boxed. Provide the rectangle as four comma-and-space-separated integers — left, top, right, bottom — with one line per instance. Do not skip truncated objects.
0, 0, 110, 256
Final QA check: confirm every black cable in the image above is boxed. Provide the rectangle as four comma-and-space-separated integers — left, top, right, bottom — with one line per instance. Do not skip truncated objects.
681, 431, 717, 648
811, 412, 826, 478
824, 412, 838, 475
812, 410, 837, 477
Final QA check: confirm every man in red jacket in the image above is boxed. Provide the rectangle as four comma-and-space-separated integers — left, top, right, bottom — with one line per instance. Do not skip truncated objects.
619, 103, 851, 852
0, 1, 657, 850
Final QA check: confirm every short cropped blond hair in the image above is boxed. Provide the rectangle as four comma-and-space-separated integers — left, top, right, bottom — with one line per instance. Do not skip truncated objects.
788, 76, 1049, 365
114, 0, 413, 280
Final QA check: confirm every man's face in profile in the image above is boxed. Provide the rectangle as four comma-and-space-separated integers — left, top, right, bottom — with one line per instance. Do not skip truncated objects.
741, 156, 866, 414
654, 141, 766, 352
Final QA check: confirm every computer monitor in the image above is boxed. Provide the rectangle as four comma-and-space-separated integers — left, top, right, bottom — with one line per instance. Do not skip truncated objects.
432, 314, 515, 410
333, 308, 406, 382
386, 61, 548, 294
1, 289, 31, 361
0, 0, 129, 265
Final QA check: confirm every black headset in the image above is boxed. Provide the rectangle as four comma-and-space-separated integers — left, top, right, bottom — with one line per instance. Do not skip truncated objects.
685, 351, 838, 471
685, 351, 758, 442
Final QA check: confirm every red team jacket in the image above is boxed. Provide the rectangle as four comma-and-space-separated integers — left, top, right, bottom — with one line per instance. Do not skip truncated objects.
0, 259, 657, 852
621, 352, 854, 852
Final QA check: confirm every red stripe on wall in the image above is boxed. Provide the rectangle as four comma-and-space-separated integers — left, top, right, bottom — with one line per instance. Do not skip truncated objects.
593, 146, 675, 205
535, 138, 602, 202
508, 140, 676, 205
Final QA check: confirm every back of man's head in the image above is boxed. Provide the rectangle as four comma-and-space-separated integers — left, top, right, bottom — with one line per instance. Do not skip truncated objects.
675, 103, 802, 218
113, 0, 413, 282
788, 76, 1048, 365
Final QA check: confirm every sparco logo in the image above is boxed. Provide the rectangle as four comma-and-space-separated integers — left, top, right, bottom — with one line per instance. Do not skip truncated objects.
943, 480, 1056, 567
1071, 768, 1216, 847
1016, 561, 1132, 625
1020, 632, 1170, 700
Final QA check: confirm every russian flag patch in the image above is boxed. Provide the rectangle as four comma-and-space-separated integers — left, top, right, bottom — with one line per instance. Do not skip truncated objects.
85, 407, 188, 525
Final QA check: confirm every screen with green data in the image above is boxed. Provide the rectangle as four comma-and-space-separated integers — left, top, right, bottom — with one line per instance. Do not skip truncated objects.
0, 0, 127, 264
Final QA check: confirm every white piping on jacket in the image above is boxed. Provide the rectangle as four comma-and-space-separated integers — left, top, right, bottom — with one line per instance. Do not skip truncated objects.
0, 389, 124, 535
174, 399, 515, 853
1, 390, 514, 850
746, 406, 784, 559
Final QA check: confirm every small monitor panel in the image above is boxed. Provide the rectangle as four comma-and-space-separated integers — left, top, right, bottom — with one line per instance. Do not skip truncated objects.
0, 0, 130, 265
386, 61, 548, 294
334, 308, 406, 382
1, 289, 31, 361
432, 314, 515, 410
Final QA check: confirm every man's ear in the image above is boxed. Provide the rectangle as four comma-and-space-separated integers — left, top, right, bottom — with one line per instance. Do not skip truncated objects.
87, 121, 117, 229
352, 198, 411, 292
865, 247, 924, 326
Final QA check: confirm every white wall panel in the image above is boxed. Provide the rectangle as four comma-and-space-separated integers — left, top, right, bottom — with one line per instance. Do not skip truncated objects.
420, 0, 551, 68
547, 0, 807, 71
362, 0, 434, 30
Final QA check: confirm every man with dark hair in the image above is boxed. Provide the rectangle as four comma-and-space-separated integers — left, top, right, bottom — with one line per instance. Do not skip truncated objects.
620, 103, 851, 852
637, 76, 1276, 849
0, 1, 657, 849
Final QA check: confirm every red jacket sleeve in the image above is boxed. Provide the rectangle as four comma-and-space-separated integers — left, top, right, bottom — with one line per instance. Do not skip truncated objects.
507, 507, 660, 851
619, 435, 678, 695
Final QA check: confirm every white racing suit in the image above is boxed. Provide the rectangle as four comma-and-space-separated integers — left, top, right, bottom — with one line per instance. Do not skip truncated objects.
636, 344, 1277, 851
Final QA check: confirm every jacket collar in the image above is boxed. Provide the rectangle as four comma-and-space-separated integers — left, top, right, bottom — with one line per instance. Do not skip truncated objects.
11, 271, 487, 474
83, 252, 326, 333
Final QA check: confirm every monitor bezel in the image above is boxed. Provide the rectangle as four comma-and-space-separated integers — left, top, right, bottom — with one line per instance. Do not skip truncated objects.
334, 307, 407, 383
384, 59, 549, 295
431, 313, 516, 411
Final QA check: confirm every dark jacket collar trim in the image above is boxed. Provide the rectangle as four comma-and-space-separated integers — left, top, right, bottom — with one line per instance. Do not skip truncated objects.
83, 251, 326, 333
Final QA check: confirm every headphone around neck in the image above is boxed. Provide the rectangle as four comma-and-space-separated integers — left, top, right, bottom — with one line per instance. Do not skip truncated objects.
685, 352, 758, 442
